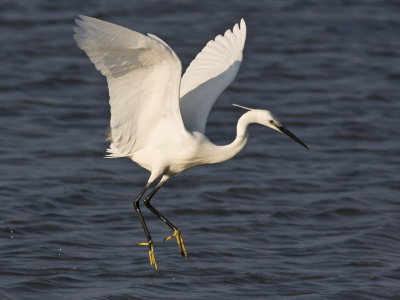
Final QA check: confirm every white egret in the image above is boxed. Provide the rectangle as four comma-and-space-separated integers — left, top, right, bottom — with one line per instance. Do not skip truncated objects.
74, 15, 308, 270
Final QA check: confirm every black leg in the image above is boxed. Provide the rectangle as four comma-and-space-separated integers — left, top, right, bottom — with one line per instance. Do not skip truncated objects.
133, 183, 151, 240
133, 182, 158, 270
143, 179, 189, 260
143, 180, 176, 230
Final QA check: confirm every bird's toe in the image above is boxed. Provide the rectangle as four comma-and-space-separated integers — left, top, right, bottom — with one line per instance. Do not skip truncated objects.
164, 229, 189, 261
138, 239, 159, 270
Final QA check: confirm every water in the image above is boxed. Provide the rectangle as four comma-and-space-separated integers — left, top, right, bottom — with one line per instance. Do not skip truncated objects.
1, 0, 400, 299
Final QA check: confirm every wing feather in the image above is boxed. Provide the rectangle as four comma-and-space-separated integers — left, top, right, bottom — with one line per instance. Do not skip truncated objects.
179, 19, 247, 133
74, 15, 185, 157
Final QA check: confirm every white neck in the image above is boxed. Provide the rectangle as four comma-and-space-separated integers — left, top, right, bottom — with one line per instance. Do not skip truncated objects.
208, 111, 258, 164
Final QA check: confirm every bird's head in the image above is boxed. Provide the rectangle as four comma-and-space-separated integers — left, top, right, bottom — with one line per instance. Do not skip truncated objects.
233, 104, 309, 149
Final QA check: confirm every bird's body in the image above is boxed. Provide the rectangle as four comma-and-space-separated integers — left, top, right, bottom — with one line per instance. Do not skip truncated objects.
74, 15, 308, 270
122, 120, 247, 180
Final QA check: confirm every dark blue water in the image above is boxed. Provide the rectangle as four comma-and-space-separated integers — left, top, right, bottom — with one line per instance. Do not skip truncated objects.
1, 0, 400, 299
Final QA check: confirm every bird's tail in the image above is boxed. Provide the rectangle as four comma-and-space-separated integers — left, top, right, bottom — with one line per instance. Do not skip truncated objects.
104, 127, 125, 158
105, 143, 126, 158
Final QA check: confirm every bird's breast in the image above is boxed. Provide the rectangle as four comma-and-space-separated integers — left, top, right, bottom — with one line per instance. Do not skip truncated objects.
129, 131, 206, 176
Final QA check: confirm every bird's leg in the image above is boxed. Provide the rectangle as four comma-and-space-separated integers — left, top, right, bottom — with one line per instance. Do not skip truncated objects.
133, 182, 158, 270
143, 179, 189, 261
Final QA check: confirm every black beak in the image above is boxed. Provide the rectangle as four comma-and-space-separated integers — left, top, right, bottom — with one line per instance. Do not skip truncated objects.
278, 126, 309, 150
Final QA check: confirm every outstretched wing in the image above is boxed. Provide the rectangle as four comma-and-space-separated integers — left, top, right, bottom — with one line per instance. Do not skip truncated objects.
74, 15, 185, 157
179, 19, 246, 134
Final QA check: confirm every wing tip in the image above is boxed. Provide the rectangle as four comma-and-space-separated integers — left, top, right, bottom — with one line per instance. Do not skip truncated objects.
77, 14, 88, 21
76, 14, 86, 25
76, 14, 102, 27
229, 19, 247, 51
239, 19, 247, 48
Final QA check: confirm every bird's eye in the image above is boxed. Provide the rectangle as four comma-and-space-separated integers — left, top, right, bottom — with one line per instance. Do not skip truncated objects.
269, 120, 274, 125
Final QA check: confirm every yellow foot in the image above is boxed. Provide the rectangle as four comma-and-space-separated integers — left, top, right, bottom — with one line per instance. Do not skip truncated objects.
138, 239, 158, 271
164, 229, 189, 260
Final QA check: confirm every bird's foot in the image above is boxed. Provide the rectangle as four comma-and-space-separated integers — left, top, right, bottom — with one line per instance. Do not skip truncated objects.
164, 229, 189, 260
138, 239, 158, 271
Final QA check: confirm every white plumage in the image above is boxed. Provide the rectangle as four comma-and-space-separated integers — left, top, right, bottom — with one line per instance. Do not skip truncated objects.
180, 19, 246, 133
74, 16, 184, 158
74, 15, 307, 270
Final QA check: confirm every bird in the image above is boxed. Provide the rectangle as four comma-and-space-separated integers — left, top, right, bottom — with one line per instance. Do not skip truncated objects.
73, 15, 308, 271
